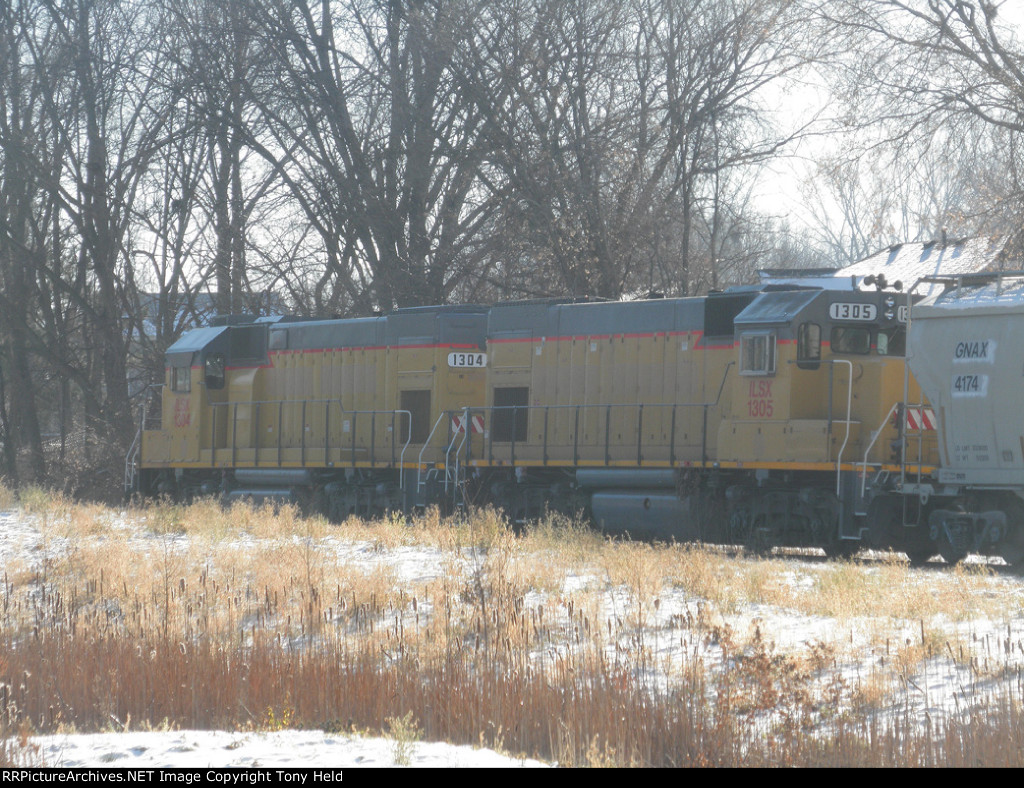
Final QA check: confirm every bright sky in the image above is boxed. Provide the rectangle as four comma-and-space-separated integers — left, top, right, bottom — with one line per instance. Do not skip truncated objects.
754, 0, 1024, 248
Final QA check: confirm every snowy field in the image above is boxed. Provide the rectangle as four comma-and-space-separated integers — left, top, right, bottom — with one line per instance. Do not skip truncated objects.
24, 729, 548, 768
4, 502, 1024, 767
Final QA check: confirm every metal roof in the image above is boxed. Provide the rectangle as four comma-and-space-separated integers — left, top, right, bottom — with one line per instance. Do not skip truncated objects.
759, 237, 1008, 295
914, 274, 1024, 316
734, 289, 824, 325
165, 326, 228, 363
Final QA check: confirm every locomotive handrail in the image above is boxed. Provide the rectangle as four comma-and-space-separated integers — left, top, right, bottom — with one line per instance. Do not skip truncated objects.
833, 359, 853, 497
452, 407, 472, 496
412, 410, 471, 502
124, 383, 163, 494
417, 411, 450, 478
789, 357, 856, 497
418, 412, 449, 470
706, 361, 734, 464
448, 411, 471, 492
206, 399, 413, 478
858, 402, 901, 498
412, 409, 480, 506
396, 411, 412, 491
457, 365, 735, 470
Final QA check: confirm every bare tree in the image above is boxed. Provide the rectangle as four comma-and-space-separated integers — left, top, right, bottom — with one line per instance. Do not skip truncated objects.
0, 0, 50, 481
465, 0, 819, 299
159, 0, 286, 317
0, 0, 185, 470
465, 0, 651, 298
801, 111, 1010, 263
124, 79, 213, 390
821, 0, 1024, 247
246, 0, 501, 314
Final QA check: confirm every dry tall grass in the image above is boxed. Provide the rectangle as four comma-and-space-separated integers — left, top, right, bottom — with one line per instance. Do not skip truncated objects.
2, 487, 1024, 766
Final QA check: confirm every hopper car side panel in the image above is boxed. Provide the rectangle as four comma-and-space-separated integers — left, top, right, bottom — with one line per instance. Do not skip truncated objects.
905, 275, 1024, 563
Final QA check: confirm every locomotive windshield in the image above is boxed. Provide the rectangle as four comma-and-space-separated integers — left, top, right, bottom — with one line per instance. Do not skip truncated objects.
204, 354, 225, 389
829, 325, 905, 356
831, 326, 870, 354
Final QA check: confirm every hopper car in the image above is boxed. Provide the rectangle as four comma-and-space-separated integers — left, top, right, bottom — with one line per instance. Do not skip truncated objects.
902, 273, 1024, 564
127, 283, 969, 559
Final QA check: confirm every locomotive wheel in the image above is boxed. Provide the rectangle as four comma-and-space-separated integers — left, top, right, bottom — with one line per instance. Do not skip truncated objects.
824, 532, 860, 559
939, 537, 968, 565
904, 549, 936, 566
1004, 524, 1024, 567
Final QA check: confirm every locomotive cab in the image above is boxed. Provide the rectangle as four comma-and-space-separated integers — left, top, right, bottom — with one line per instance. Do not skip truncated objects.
711, 286, 939, 552
144, 321, 259, 470
719, 287, 933, 473
720, 288, 841, 463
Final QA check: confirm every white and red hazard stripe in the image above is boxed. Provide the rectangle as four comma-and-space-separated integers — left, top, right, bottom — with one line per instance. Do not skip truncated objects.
451, 415, 485, 434
905, 407, 937, 431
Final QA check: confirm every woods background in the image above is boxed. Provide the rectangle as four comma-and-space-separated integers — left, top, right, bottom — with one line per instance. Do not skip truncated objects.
2, 0, 1022, 494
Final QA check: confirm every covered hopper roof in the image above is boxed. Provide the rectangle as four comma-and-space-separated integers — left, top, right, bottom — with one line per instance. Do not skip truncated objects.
913, 273, 1024, 316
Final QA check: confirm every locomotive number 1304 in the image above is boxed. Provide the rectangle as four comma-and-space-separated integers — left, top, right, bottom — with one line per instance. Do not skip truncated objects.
448, 352, 487, 368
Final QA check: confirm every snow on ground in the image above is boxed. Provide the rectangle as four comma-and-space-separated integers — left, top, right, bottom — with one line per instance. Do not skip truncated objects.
1, 507, 550, 768
23, 730, 548, 768
5, 504, 1024, 765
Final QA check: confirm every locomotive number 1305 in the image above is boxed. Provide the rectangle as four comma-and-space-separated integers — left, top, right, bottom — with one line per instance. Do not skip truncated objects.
829, 302, 877, 321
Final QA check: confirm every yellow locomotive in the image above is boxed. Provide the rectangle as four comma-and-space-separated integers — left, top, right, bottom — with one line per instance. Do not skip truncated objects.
131, 305, 489, 517
128, 285, 941, 556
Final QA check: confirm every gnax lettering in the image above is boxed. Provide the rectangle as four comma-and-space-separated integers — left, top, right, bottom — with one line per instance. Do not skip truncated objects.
953, 340, 995, 362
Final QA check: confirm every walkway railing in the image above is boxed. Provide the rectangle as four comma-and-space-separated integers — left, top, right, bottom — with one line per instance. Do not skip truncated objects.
205, 399, 412, 479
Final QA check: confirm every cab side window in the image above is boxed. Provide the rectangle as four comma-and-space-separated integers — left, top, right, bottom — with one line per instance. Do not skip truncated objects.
205, 353, 226, 390
171, 366, 191, 393
797, 323, 821, 370
876, 327, 906, 356
740, 333, 776, 375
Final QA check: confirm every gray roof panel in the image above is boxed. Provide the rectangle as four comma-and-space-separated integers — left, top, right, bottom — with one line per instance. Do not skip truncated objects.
735, 289, 824, 325
166, 326, 228, 365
